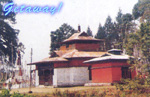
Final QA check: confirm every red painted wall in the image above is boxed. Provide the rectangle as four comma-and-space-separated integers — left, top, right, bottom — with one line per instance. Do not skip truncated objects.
54, 62, 68, 68
68, 58, 91, 67
92, 68, 113, 83
75, 43, 100, 51
111, 67, 122, 83
54, 58, 91, 68
91, 60, 135, 83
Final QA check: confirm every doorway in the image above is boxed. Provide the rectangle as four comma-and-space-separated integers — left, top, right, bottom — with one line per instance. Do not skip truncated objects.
121, 67, 131, 79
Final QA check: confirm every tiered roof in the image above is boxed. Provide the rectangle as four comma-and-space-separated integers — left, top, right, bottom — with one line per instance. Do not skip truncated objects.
62, 32, 103, 43
28, 31, 106, 65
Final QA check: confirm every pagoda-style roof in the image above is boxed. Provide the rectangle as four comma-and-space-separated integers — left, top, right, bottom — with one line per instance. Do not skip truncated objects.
62, 32, 103, 43
61, 50, 106, 58
28, 49, 106, 65
28, 57, 68, 65
28, 31, 106, 65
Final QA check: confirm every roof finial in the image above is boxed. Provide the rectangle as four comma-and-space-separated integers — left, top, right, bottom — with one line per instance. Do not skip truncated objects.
78, 24, 81, 32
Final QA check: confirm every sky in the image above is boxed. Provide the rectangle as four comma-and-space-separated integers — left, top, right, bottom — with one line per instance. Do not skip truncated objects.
12, 0, 138, 64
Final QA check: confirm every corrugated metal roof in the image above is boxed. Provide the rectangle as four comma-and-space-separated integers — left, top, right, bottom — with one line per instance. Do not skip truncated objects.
62, 32, 103, 43
62, 50, 106, 58
108, 49, 122, 52
84, 54, 130, 63
54, 49, 106, 58
28, 49, 106, 65
28, 57, 68, 65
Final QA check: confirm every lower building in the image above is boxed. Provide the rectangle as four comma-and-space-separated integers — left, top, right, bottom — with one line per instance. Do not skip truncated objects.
28, 49, 136, 87
84, 50, 136, 85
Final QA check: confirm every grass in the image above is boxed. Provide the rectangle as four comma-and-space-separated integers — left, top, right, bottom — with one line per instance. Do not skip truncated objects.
8, 86, 115, 97
10, 86, 115, 94
1, 85, 150, 97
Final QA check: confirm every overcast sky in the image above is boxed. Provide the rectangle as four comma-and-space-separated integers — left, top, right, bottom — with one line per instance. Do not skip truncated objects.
12, 0, 138, 64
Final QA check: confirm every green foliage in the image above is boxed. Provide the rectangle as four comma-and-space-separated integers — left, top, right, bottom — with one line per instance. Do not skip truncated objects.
132, 0, 150, 22
50, 23, 77, 52
0, 89, 10, 97
0, 0, 24, 64
11, 92, 24, 97
102, 15, 117, 50
86, 26, 93, 37
95, 24, 106, 39
52, 89, 107, 97
116, 9, 123, 25
95, 10, 135, 50
126, 22, 150, 75
114, 77, 150, 95
0, 89, 35, 97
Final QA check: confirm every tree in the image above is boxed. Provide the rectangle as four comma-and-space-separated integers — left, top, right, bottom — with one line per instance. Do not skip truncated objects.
121, 13, 134, 49
95, 24, 106, 39
132, 0, 150, 22
116, 9, 123, 25
50, 23, 77, 52
0, 0, 22, 64
104, 15, 116, 50
115, 9, 135, 50
86, 26, 93, 37
126, 22, 150, 76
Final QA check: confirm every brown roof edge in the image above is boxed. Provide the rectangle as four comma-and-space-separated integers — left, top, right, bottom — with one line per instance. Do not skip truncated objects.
60, 39, 104, 44
27, 57, 68, 65
27, 60, 68, 65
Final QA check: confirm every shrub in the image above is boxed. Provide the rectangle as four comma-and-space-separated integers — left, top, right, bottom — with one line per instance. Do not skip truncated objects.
11, 92, 24, 97
0, 89, 10, 97
0, 89, 35, 97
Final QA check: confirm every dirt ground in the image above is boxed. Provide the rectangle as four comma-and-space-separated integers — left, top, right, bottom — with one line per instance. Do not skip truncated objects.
10, 86, 115, 94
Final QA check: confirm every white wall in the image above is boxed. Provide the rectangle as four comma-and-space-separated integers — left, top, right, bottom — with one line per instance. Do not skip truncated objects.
35, 70, 39, 86
53, 67, 89, 87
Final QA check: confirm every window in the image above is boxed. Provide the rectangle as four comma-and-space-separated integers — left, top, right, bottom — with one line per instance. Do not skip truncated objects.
122, 67, 131, 79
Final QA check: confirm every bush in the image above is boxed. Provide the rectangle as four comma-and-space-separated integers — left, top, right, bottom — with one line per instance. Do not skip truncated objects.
0, 89, 10, 97
0, 89, 35, 97
11, 92, 24, 97
115, 77, 150, 94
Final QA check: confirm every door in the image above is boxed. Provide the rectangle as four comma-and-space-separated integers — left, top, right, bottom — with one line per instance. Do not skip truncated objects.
122, 67, 131, 79
38, 64, 54, 86
44, 69, 53, 85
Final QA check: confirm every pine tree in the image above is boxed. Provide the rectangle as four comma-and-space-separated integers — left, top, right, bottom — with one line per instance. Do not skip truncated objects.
50, 23, 77, 52
86, 26, 93, 37
95, 24, 106, 39
132, 0, 150, 22
116, 9, 123, 25
104, 16, 115, 50
0, 0, 21, 64
115, 9, 135, 50
126, 22, 150, 76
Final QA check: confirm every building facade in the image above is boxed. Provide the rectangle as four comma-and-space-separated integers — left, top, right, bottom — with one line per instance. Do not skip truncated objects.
28, 31, 136, 87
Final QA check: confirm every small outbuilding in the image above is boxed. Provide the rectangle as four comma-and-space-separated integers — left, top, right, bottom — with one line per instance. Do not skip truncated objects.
84, 49, 136, 84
